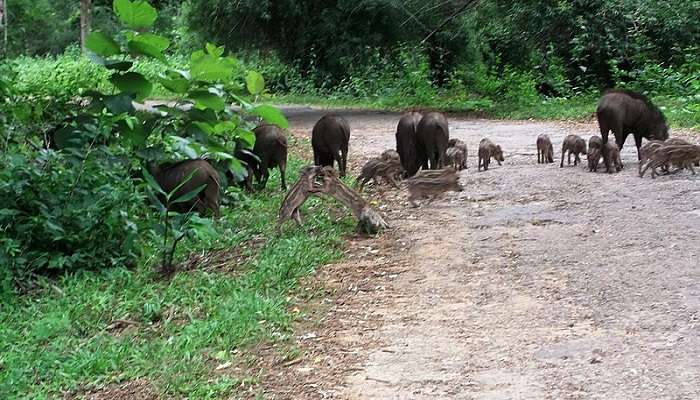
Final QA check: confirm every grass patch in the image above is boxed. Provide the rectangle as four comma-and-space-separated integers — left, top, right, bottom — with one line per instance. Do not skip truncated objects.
0, 157, 354, 399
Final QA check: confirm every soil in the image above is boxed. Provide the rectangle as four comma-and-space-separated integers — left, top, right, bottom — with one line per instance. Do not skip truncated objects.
255, 107, 700, 399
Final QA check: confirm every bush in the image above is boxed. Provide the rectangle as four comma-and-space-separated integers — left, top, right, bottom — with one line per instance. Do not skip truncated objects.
0, 148, 143, 282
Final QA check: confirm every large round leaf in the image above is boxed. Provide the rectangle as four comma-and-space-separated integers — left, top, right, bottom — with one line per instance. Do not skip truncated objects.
127, 33, 170, 61
250, 105, 289, 129
189, 91, 225, 111
113, 0, 157, 30
190, 51, 238, 82
85, 32, 121, 57
109, 72, 153, 102
245, 71, 265, 95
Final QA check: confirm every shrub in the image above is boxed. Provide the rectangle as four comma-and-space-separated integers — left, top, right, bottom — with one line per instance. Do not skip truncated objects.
0, 148, 143, 281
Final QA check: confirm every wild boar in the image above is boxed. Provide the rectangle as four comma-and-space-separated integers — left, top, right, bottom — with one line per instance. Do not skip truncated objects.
447, 138, 468, 169
536, 134, 554, 164
416, 112, 449, 170
395, 112, 423, 177
587, 136, 604, 172
444, 147, 467, 171
560, 135, 587, 168
252, 125, 288, 190
478, 138, 505, 171
603, 142, 623, 173
596, 89, 669, 160
312, 115, 351, 177
405, 168, 463, 207
356, 157, 404, 191
148, 159, 221, 217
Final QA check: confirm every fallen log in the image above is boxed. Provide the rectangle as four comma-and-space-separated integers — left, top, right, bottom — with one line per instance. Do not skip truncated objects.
279, 166, 389, 234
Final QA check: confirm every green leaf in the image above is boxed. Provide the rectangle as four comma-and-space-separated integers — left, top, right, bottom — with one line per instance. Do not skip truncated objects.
172, 184, 207, 205
205, 43, 225, 57
189, 90, 225, 111
85, 32, 121, 57
105, 60, 134, 71
245, 71, 265, 95
113, 0, 158, 30
250, 105, 289, 129
159, 77, 189, 94
127, 33, 170, 61
109, 72, 153, 102
117, 119, 149, 146
228, 157, 246, 181
192, 121, 214, 135
238, 129, 256, 148
190, 51, 238, 82
142, 167, 166, 196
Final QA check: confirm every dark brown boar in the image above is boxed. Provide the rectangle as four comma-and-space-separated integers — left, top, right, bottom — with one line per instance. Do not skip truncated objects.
596, 90, 669, 160
416, 112, 449, 170
536, 134, 554, 164
478, 138, 505, 171
312, 115, 351, 177
587, 136, 604, 172
405, 168, 463, 207
395, 112, 422, 177
148, 159, 221, 217
603, 142, 623, 173
559, 135, 587, 168
252, 125, 288, 190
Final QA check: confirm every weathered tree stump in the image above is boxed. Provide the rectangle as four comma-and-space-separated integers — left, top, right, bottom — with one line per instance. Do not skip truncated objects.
278, 166, 389, 234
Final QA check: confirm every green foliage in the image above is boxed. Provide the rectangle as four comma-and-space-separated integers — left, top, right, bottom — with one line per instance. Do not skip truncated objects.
0, 157, 354, 398
0, 149, 142, 280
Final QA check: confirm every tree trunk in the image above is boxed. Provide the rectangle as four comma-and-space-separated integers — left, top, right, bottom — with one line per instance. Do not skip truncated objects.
79, 0, 92, 51
0, 0, 7, 56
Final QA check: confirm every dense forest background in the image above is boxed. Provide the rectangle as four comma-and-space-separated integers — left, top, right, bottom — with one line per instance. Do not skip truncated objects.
2, 0, 699, 100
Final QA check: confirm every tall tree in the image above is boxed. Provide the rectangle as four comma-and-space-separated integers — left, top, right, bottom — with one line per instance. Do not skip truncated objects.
79, 0, 91, 51
0, 0, 6, 56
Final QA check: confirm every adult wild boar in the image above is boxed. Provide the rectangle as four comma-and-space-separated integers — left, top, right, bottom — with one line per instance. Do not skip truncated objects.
416, 112, 449, 170
596, 89, 669, 160
148, 159, 221, 217
252, 125, 288, 190
312, 115, 351, 177
395, 112, 422, 177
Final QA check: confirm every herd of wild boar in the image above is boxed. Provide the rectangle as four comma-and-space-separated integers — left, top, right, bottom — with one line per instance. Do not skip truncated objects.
151, 89, 699, 215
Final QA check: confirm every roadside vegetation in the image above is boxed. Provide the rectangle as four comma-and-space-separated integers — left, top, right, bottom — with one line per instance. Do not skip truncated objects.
1, 1, 353, 398
1, 0, 699, 398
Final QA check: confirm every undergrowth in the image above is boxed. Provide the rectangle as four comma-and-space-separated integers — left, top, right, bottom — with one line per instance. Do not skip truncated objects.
0, 156, 355, 399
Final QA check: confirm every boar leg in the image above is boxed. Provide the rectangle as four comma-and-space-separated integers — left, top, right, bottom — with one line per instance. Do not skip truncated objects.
331, 150, 344, 177
634, 134, 643, 161
560, 148, 566, 168
341, 146, 349, 178
279, 161, 287, 191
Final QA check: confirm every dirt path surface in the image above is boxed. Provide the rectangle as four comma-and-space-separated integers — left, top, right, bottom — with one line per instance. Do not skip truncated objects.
267, 107, 700, 400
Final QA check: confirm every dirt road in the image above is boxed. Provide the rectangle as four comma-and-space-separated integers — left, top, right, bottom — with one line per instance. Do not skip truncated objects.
271, 107, 700, 400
